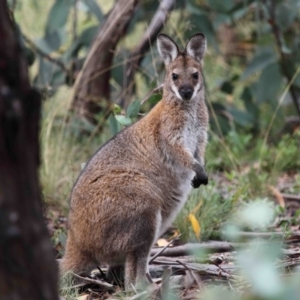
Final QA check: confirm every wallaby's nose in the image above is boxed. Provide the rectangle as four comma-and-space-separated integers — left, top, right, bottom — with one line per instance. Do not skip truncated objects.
179, 85, 193, 100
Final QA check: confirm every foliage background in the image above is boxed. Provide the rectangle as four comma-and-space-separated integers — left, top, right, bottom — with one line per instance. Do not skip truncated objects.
11, 0, 300, 298
12, 0, 300, 230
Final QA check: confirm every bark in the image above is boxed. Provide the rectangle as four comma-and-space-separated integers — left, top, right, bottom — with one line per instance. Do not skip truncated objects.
0, 1, 59, 299
120, 0, 175, 108
72, 0, 138, 123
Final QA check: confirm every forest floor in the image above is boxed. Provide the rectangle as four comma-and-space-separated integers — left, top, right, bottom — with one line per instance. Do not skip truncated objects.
47, 171, 300, 300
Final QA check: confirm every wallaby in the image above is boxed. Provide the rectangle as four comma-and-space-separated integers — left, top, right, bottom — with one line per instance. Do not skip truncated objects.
61, 33, 209, 290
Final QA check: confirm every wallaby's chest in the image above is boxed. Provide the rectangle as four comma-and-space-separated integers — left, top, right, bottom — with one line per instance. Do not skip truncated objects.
182, 111, 201, 153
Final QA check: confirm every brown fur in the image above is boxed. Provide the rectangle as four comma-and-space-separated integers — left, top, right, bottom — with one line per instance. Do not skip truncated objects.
61, 33, 209, 290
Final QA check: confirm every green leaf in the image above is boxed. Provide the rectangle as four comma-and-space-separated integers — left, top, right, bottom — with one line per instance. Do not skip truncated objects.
37, 30, 66, 53
64, 26, 98, 60
115, 115, 132, 126
46, 0, 72, 34
227, 108, 254, 127
275, 1, 298, 32
113, 104, 122, 115
240, 87, 260, 124
186, 1, 208, 16
34, 55, 65, 90
207, 0, 235, 13
85, 0, 104, 22
188, 13, 218, 51
220, 81, 234, 94
241, 47, 277, 80
255, 62, 283, 104
77, 26, 98, 47
148, 93, 162, 105
109, 114, 120, 135
127, 100, 141, 118
111, 49, 129, 87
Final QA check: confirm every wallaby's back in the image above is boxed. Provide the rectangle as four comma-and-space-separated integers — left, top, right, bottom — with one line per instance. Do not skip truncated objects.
61, 33, 209, 290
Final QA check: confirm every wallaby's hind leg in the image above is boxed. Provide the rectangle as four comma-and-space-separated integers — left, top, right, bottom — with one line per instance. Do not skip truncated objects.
124, 210, 160, 290
125, 251, 149, 291
60, 234, 96, 281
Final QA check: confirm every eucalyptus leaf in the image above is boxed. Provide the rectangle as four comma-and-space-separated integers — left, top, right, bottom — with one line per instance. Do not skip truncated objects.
34, 56, 57, 88
115, 115, 132, 126
64, 26, 98, 60
85, 0, 104, 22
127, 100, 141, 118
77, 26, 98, 47
207, 0, 235, 13
241, 47, 277, 80
148, 93, 162, 105
275, 1, 298, 32
228, 108, 254, 127
46, 0, 72, 34
109, 114, 120, 135
188, 13, 218, 51
255, 62, 283, 104
240, 87, 260, 127
111, 49, 129, 87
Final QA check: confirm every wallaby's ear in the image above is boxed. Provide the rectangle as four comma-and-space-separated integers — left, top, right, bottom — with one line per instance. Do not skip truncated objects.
185, 33, 206, 62
157, 34, 179, 65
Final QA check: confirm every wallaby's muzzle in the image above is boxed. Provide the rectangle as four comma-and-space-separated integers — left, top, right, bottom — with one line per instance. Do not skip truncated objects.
179, 84, 193, 100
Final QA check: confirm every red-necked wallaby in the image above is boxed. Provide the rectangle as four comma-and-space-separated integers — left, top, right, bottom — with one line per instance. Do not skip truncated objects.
61, 33, 209, 290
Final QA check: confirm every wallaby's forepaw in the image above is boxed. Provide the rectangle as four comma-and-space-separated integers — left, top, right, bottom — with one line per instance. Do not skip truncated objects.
191, 162, 208, 188
191, 175, 208, 188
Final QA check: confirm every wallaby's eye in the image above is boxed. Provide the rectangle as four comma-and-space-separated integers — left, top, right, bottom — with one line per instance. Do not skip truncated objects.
192, 72, 199, 80
172, 73, 178, 81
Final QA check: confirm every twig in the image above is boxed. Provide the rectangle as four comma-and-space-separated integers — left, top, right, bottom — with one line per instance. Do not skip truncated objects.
22, 34, 69, 75
146, 272, 154, 284
149, 233, 181, 264
71, 272, 115, 290
72, 0, 78, 43
130, 283, 138, 294
141, 84, 164, 104
175, 260, 204, 290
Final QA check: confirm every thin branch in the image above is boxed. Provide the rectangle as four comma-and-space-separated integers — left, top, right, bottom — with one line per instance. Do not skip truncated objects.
71, 273, 115, 290
72, 0, 78, 43
176, 260, 204, 290
265, 0, 300, 115
22, 34, 69, 75
141, 84, 164, 105
146, 272, 154, 284
149, 233, 181, 264
120, 0, 175, 107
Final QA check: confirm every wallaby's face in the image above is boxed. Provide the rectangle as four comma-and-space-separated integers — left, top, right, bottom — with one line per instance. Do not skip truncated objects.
157, 33, 206, 101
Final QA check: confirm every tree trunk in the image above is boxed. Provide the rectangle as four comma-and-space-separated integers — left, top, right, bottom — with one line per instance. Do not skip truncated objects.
120, 0, 175, 108
0, 1, 59, 299
72, 0, 138, 124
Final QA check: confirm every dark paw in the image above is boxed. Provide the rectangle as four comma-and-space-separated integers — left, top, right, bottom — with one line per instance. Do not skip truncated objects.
191, 174, 208, 189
